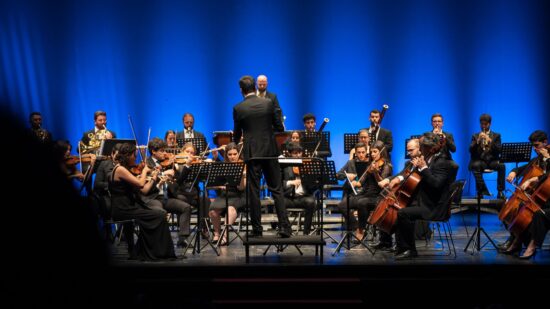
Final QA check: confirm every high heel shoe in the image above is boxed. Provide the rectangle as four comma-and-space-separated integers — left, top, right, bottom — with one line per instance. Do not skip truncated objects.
519, 249, 537, 260
501, 245, 521, 256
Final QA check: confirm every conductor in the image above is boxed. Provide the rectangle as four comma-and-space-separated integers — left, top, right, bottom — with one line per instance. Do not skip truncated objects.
233, 75, 292, 238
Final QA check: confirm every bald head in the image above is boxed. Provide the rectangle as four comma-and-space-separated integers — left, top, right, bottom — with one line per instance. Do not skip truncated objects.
407, 139, 421, 158
257, 75, 268, 93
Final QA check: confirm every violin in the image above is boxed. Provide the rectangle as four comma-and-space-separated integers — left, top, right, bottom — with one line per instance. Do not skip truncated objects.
65, 155, 80, 166
292, 166, 300, 175
130, 161, 146, 176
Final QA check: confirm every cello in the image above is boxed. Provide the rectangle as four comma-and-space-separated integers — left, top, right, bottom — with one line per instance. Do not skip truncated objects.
367, 162, 421, 234
498, 161, 544, 224
507, 175, 550, 236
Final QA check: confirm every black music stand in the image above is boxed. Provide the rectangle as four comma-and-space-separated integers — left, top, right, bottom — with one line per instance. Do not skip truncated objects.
332, 162, 374, 255
182, 162, 219, 256
176, 137, 207, 154
207, 161, 245, 247
343, 133, 358, 154
463, 175, 498, 254
500, 142, 532, 168
302, 131, 331, 157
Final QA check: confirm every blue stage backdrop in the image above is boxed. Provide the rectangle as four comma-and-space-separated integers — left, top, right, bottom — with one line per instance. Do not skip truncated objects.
1, 0, 549, 195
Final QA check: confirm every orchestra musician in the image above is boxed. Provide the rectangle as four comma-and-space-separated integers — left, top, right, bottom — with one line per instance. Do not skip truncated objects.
175, 113, 205, 140
209, 142, 246, 245
29, 112, 52, 144
302, 113, 332, 158
92, 143, 121, 223
79, 110, 116, 153
256, 74, 283, 123
388, 133, 455, 259
468, 114, 506, 199
233, 75, 291, 238
109, 142, 176, 260
142, 137, 191, 248
348, 129, 370, 160
282, 142, 317, 235
337, 141, 392, 242
430, 113, 456, 160
366, 109, 393, 155
54, 140, 94, 182
499, 130, 550, 257
164, 129, 178, 148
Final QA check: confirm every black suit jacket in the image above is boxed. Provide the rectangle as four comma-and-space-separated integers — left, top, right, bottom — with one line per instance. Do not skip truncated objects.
439, 131, 456, 160
375, 127, 393, 153
469, 131, 501, 162
175, 130, 205, 140
282, 166, 316, 198
415, 154, 454, 220
233, 94, 284, 160
265, 91, 283, 121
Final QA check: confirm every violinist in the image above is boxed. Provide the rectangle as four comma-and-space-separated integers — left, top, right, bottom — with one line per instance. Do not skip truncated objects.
385, 133, 454, 259
54, 140, 94, 182
109, 143, 176, 260
92, 143, 121, 221
348, 129, 370, 160
366, 109, 393, 154
140, 138, 191, 248
337, 141, 392, 243
469, 114, 506, 199
174, 142, 211, 223
164, 130, 178, 149
500, 130, 550, 257
209, 142, 246, 245
282, 142, 316, 235
29, 112, 52, 144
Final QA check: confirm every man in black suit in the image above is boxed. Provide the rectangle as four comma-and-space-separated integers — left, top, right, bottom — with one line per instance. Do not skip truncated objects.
431, 113, 456, 160
367, 109, 393, 155
469, 113, 506, 199
79, 110, 116, 153
175, 113, 205, 140
393, 132, 455, 259
233, 75, 291, 238
256, 74, 283, 125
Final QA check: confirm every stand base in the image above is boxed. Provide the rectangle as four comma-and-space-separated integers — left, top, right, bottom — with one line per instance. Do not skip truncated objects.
332, 231, 374, 256
463, 227, 498, 254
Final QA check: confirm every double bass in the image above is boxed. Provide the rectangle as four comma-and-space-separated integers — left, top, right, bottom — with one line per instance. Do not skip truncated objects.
367, 162, 421, 234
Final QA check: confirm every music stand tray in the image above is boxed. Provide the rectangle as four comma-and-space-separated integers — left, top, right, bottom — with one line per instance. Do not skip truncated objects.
343, 133, 358, 154
177, 137, 207, 154
99, 139, 136, 157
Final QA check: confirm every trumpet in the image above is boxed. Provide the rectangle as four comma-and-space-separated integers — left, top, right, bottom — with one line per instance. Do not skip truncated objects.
479, 129, 490, 151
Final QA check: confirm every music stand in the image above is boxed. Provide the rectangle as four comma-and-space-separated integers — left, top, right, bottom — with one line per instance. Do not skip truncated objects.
463, 174, 498, 254
500, 142, 532, 168
302, 131, 331, 157
206, 161, 245, 247
99, 139, 135, 157
343, 133, 358, 154
176, 137, 207, 154
332, 162, 373, 255
181, 162, 219, 256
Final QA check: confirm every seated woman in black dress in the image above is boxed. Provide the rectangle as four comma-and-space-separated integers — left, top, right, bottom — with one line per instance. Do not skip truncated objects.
208, 143, 246, 245
109, 143, 176, 261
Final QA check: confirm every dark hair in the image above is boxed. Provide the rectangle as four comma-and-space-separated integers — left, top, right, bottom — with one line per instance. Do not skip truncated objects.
53, 140, 71, 162
182, 113, 194, 121
148, 137, 167, 155
354, 142, 367, 151
94, 110, 106, 121
29, 111, 42, 120
479, 113, 492, 123
529, 130, 548, 143
239, 75, 256, 94
116, 143, 136, 168
431, 113, 443, 121
164, 130, 176, 141
420, 132, 440, 148
371, 140, 389, 160
370, 109, 380, 115
287, 142, 303, 153
302, 113, 316, 123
